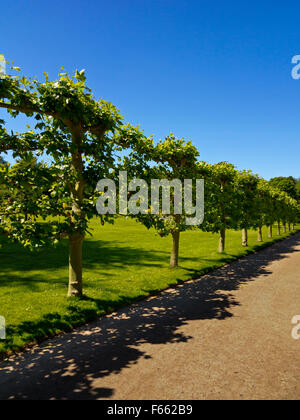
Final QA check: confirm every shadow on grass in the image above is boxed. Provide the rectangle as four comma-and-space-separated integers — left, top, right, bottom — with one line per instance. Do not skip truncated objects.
0, 238, 171, 288
0, 233, 299, 400
1, 228, 296, 287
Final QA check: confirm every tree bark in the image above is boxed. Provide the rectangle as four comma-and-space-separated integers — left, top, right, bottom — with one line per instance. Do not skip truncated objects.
68, 233, 84, 297
292, 223, 295, 230
288, 223, 291, 232
282, 223, 286, 234
67, 129, 86, 298
218, 228, 226, 253
242, 228, 248, 247
257, 226, 263, 242
277, 222, 281, 236
268, 225, 273, 239
170, 230, 180, 268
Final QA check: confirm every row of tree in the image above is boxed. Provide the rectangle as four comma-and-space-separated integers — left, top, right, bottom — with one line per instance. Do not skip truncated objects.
130, 155, 299, 268
0, 62, 299, 297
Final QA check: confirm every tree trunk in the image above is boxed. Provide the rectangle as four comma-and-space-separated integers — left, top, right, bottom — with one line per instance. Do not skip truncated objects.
257, 226, 263, 242
292, 223, 295, 230
68, 233, 84, 297
68, 131, 86, 298
283, 223, 286, 234
218, 180, 226, 254
268, 225, 273, 239
288, 223, 291, 232
218, 228, 226, 253
277, 222, 281, 235
170, 230, 180, 268
242, 228, 248, 247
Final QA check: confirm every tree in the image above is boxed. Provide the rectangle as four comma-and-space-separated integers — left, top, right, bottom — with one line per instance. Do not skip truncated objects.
269, 177, 297, 200
284, 196, 299, 231
200, 162, 238, 253
234, 170, 259, 246
254, 180, 275, 239
269, 177, 299, 233
0, 63, 150, 297
133, 134, 201, 268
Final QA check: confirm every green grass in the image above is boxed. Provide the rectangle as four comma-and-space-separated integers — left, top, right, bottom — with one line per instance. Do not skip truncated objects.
0, 218, 299, 359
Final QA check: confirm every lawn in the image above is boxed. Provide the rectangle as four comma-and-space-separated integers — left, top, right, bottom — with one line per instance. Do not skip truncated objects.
0, 217, 298, 359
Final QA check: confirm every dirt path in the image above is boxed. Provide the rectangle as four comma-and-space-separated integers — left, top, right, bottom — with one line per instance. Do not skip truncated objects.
1, 234, 300, 400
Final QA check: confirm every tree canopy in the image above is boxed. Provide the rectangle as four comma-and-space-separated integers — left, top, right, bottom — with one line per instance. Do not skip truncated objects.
269, 176, 297, 200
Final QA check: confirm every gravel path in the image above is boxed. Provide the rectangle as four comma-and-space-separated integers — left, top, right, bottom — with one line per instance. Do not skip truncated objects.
1, 234, 300, 400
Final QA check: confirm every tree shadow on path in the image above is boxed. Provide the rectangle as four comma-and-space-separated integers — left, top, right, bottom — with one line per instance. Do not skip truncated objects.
0, 233, 299, 400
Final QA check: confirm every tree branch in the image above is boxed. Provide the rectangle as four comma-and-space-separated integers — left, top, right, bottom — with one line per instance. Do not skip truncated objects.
0, 101, 64, 123
0, 101, 40, 115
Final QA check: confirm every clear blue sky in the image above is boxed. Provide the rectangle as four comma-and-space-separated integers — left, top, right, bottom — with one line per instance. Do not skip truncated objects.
1, 0, 300, 179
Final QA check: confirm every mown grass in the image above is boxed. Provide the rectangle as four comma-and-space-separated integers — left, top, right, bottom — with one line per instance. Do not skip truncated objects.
0, 217, 298, 359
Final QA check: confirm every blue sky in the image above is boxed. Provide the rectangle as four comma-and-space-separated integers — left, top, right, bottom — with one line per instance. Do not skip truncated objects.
1, 0, 300, 179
